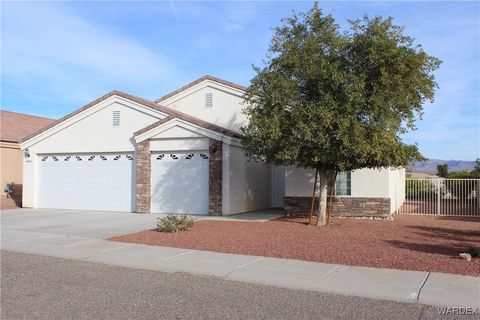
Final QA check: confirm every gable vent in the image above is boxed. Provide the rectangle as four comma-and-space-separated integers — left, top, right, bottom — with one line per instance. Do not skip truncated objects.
205, 92, 213, 108
112, 110, 120, 127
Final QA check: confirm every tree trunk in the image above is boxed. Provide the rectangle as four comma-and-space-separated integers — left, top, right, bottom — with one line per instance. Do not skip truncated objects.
326, 171, 337, 226
308, 168, 319, 225
316, 167, 328, 226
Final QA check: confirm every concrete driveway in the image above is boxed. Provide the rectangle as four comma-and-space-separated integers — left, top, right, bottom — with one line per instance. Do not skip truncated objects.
1, 208, 162, 239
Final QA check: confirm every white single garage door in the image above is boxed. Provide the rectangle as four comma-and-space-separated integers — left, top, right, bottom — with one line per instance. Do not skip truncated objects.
38, 154, 134, 212
151, 152, 209, 215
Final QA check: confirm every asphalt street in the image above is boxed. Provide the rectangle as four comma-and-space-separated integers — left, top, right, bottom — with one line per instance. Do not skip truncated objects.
1, 251, 459, 320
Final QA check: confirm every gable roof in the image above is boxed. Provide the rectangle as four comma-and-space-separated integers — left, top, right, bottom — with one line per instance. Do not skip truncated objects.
134, 113, 241, 139
154, 75, 247, 103
22, 90, 241, 144
1, 110, 55, 143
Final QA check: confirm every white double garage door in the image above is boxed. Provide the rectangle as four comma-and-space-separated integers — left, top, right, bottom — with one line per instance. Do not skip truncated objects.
38, 152, 209, 214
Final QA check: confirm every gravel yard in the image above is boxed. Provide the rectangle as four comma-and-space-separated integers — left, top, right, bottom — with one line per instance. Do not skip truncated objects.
109, 215, 480, 276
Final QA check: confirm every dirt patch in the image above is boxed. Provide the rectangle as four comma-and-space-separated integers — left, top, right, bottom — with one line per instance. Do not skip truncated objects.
109, 215, 480, 276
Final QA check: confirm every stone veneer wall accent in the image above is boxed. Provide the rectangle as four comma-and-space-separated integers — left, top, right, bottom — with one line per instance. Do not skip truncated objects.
208, 139, 223, 215
135, 140, 151, 213
284, 196, 391, 217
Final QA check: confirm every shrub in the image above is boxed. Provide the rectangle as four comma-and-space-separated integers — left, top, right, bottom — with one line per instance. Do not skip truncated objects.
406, 179, 438, 200
444, 178, 478, 200
436, 164, 449, 178
156, 214, 195, 233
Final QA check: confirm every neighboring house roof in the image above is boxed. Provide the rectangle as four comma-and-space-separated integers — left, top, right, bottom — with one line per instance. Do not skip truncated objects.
22, 90, 241, 144
154, 75, 247, 103
0, 110, 54, 143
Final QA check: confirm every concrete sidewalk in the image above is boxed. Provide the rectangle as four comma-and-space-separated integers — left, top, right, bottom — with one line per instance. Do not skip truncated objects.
2, 228, 478, 309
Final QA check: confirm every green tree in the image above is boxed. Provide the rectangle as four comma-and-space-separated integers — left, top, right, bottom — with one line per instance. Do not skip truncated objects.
436, 164, 449, 178
472, 158, 480, 178
444, 160, 480, 198
241, 3, 440, 226
445, 171, 477, 200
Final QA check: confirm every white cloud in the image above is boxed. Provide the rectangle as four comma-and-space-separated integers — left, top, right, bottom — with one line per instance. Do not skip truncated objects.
169, 1, 184, 30
2, 2, 183, 106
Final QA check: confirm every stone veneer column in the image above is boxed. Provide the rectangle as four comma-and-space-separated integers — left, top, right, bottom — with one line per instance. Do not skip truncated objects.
208, 139, 223, 215
135, 140, 151, 213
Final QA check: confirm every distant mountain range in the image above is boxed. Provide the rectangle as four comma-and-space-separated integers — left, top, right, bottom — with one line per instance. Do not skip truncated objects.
408, 159, 476, 174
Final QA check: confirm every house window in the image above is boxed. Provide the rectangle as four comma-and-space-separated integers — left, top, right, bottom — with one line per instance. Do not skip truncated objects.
327, 171, 351, 196
335, 172, 351, 196
205, 92, 213, 108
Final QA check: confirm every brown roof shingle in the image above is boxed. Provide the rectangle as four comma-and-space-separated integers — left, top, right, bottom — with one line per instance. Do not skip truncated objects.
154, 75, 247, 103
0, 110, 54, 143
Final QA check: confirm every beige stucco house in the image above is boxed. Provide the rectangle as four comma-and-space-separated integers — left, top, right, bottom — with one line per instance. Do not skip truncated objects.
20, 75, 405, 216
1, 110, 54, 209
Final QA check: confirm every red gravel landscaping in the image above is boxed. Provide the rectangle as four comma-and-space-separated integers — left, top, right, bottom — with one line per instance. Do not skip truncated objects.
109, 215, 480, 276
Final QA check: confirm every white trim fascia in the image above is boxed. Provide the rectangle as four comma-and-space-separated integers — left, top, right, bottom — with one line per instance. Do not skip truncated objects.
21, 95, 169, 149
159, 80, 245, 106
148, 124, 204, 139
140, 120, 190, 140
135, 118, 242, 147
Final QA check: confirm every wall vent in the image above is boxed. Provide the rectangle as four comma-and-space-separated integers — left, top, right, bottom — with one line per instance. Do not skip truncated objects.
205, 92, 213, 108
112, 111, 120, 126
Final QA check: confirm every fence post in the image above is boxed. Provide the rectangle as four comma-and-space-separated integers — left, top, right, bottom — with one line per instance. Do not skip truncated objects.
436, 179, 441, 215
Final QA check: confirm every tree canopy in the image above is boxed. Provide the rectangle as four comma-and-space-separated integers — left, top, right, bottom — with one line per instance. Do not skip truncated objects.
241, 3, 441, 225
242, 4, 440, 172
436, 159, 480, 179
437, 164, 449, 178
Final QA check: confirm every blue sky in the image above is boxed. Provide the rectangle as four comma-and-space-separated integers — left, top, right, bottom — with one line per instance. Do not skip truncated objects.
1, 1, 479, 160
